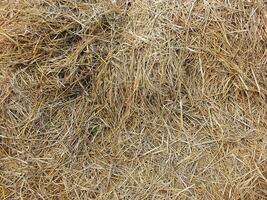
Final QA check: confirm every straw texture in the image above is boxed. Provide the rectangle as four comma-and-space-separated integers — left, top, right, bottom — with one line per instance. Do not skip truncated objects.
0, 0, 266, 199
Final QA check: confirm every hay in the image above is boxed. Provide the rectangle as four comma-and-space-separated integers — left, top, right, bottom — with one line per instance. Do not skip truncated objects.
0, 0, 266, 199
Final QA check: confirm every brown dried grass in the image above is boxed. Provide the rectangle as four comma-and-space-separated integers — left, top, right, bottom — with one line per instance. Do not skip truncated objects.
0, 0, 267, 199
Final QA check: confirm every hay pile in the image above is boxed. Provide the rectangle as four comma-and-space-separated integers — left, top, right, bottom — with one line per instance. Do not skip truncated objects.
0, 0, 266, 199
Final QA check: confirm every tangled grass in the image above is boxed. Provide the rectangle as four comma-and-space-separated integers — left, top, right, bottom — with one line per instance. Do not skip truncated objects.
0, 0, 267, 199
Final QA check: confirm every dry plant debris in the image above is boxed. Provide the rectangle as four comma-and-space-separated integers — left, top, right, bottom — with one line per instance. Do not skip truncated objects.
0, 0, 267, 199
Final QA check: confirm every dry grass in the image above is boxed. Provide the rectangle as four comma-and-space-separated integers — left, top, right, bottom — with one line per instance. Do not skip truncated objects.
0, 0, 267, 199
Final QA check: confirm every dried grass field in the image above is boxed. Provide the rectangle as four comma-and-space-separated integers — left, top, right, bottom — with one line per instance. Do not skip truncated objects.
0, 0, 267, 199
